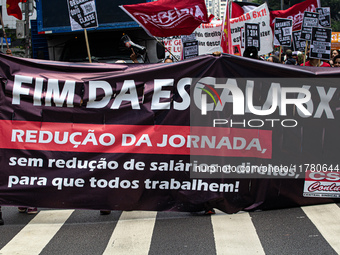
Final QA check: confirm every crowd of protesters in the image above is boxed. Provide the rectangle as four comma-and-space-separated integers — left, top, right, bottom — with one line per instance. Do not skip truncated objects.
263, 48, 340, 67
241, 45, 340, 68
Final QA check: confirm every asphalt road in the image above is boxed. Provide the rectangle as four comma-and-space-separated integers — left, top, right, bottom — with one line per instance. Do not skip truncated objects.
0, 203, 339, 255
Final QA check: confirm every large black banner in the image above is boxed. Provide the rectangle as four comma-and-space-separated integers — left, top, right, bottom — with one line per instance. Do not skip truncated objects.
1, 54, 340, 213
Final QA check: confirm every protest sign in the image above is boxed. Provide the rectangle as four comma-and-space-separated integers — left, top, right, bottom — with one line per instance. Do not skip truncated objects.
164, 21, 223, 60
292, 30, 306, 52
182, 41, 199, 59
316, 7, 331, 28
230, 3, 272, 56
182, 34, 199, 59
301, 11, 319, 41
194, 21, 223, 55
67, 0, 98, 63
310, 27, 332, 60
270, 0, 319, 31
67, 0, 98, 31
274, 18, 293, 47
163, 36, 183, 61
244, 23, 260, 50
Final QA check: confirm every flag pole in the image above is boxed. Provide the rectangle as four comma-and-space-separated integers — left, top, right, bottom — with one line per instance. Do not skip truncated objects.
221, 0, 233, 54
154, 36, 179, 62
0, 12, 9, 49
279, 46, 282, 63
83, 28, 92, 63
303, 40, 308, 66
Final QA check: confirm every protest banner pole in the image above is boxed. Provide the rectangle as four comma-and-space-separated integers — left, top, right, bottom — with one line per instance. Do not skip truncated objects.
0, 12, 9, 49
154, 36, 179, 62
303, 41, 308, 66
279, 46, 282, 63
84, 28, 92, 63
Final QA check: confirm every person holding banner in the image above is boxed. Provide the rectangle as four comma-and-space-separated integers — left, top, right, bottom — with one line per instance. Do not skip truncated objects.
5, 49, 12, 56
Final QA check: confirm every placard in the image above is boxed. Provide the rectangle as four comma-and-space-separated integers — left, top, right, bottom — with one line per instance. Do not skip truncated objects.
245, 23, 260, 50
230, 3, 272, 56
181, 34, 198, 59
181, 34, 196, 43
182, 41, 199, 60
67, 0, 99, 31
316, 7, 331, 28
163, 21, 223, 61
292, 30, 306, 52
310, 27, 332, 60
301, 11, 319, 41
274, 18, 293, 47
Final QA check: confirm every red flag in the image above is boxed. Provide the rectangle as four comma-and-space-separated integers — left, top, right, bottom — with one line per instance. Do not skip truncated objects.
270, 0, 320, 31
120, 0, 213, 37
6, 0, 27, 20
231, 2, 259, 19
221, 0, 232, 54
231, 2, 244, 19
223, 1, 259, 54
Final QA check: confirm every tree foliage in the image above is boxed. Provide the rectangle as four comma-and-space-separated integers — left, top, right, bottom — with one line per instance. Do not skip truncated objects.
252, 0, 281, 10
321, 0, 340, 21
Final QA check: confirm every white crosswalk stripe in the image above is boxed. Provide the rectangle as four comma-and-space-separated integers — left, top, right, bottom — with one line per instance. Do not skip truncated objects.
211, 210, 265, 255
302, 203, 340, 254
0, 204, 339, 254
103, 211, 157, 255
0, 210, 74, 255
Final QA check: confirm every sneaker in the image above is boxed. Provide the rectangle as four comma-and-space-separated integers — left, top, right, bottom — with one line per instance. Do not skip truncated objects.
18, 207, 27, 213
204, 209, 216, 215
27, 207, 38, 214
100, 210, 111, 215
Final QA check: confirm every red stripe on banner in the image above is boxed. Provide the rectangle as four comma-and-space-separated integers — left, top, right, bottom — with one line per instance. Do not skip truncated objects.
0, 120, 272, 158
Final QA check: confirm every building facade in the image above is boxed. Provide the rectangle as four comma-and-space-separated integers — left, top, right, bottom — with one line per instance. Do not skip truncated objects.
205, 0, 250, 21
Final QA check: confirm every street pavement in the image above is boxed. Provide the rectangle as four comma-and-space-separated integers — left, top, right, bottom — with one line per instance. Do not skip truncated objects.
0, 203, 339, 255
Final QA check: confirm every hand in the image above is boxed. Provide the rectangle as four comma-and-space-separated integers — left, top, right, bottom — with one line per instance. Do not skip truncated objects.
130, 49, 139, 63
212, 51, 221, 56
6, 49, 12, 56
